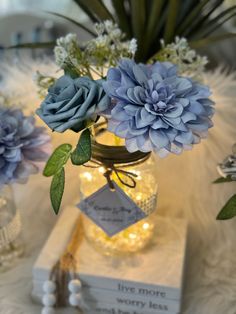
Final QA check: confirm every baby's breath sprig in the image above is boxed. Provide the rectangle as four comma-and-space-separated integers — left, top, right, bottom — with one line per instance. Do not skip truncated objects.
54, 21, 137, 79
152, 37, 208, 80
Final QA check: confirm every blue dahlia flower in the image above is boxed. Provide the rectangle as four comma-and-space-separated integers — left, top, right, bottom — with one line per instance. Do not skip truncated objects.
0, 107, 50, 186
103, 58, 215, 157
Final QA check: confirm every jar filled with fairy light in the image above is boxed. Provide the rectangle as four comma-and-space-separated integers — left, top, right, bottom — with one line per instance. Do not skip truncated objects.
78, 128, 158, 255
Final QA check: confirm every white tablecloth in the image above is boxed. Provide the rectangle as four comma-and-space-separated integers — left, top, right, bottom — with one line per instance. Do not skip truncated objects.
0, 66, 236, 314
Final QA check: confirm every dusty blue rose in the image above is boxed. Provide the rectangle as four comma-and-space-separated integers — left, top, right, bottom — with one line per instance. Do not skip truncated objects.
0, 107, 50, 186
103, 58, 215, 157
37, 75, 110, 133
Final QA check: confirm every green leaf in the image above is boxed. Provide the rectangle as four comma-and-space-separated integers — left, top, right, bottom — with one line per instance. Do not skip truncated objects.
195, 5, 236, 39
111, 0, 132, 37
74, 0, 114, 22
146, 0, 165, 38
213, 176, 234, 184
43, 144, 72, 177
181, 0, 224, 38
202, 11, 236, 38
130, 0, 146, 61
45, 11, 96, 37
217, 194, 236, 220
177, 0, 209, 35
71, 129, 91, 165
190, 33, 236, 48
8, 41, 55, 49
73, 0, 99, 23
164, 0, 180, 43
142, 0, 165, 57
50, 168, 65, 215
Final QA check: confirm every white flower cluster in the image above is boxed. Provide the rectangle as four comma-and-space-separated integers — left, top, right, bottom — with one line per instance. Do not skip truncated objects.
86, 20, 137, 62
158, 37, 208, 80
53, 21, 137, 78
54, 33, 80, 70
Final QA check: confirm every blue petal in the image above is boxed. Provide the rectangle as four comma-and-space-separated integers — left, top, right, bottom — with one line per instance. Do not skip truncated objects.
149, 129, 169, 149
164, 103, 183, 118
174, 78, 192, 96
111, 103, 130, 121
181, 111, 197, 123
107, 68, 121, 82
114, 121, 129, 138
136, 134, 153, 152
103, 80, 120, 98
132, 64, 148, 85
175, 131, 194, 144
125, 137, 139, 152
151, 118, 168, 129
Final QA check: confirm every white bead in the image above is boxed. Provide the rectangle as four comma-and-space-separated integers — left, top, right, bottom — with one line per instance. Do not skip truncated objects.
43, 281, 56, 293
68, 279, 82, 293
69, 293, 81, 307
41, 307, 55, 314
42, 294, 56, 307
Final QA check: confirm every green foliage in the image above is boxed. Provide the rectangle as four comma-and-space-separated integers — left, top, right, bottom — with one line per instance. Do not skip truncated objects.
46, 11, 96, 37
217, 194, 236, 220
72, 0, 236, 62
44, 132, 92, 214
54, 22, 136, 78
8, 41, 55, 49
213, 176, 234, 183
43, 144, 72, 177
71, 129, 91, 165
9, 1, 236, 63
50, 168, 65, 215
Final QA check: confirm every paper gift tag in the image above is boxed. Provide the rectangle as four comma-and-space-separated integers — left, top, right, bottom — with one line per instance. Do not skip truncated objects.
78, 181, 147, 237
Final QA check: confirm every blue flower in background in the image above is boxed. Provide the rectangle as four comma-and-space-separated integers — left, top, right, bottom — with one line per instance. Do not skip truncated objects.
103, 58, 215, 156
0, 107, 50, 186
37, 75, 110, 133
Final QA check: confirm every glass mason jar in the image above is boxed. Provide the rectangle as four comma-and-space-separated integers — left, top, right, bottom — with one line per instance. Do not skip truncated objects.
78, 128, 158, 255
0, 185, 24, 271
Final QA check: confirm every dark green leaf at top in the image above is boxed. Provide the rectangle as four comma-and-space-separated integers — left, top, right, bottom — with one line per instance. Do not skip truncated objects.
213, 176, 234, 184
217, 194, 236, 220
71, 129, 91, 165
43, 144, 72, 177
50, 168, 65, 215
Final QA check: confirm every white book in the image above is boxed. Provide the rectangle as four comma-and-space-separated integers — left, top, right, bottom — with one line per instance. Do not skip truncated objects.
33, 206, 187, 313
33, 282, 180, 312
81, 300, 179, 314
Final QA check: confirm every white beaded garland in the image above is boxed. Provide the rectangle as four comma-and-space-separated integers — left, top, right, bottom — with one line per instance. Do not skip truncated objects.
69, 293, 81, 307
41, 307, 55, 314
43, 281, 56, 293
68, 279, 82, 293
42, 294, 56, 307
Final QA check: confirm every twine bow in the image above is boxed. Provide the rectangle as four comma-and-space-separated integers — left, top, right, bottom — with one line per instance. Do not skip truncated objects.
84, 159, 139, 190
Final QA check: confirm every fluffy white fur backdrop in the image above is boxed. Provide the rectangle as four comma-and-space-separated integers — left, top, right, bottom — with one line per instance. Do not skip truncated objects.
0, 59, 235, 314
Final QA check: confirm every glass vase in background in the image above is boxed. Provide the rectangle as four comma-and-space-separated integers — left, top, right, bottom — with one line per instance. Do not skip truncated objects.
0, 185, 24, 272
78, 128, 158, 256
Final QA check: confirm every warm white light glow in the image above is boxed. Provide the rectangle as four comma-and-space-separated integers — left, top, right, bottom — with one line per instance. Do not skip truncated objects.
129, 233, 137, 239
83, 172, 93, 181
142, 223, 150, 230
98, 167, 105, 174
136, 193, 142, 201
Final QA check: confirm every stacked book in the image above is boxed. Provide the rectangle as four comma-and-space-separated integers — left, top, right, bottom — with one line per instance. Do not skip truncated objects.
32, 206, 187, 314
